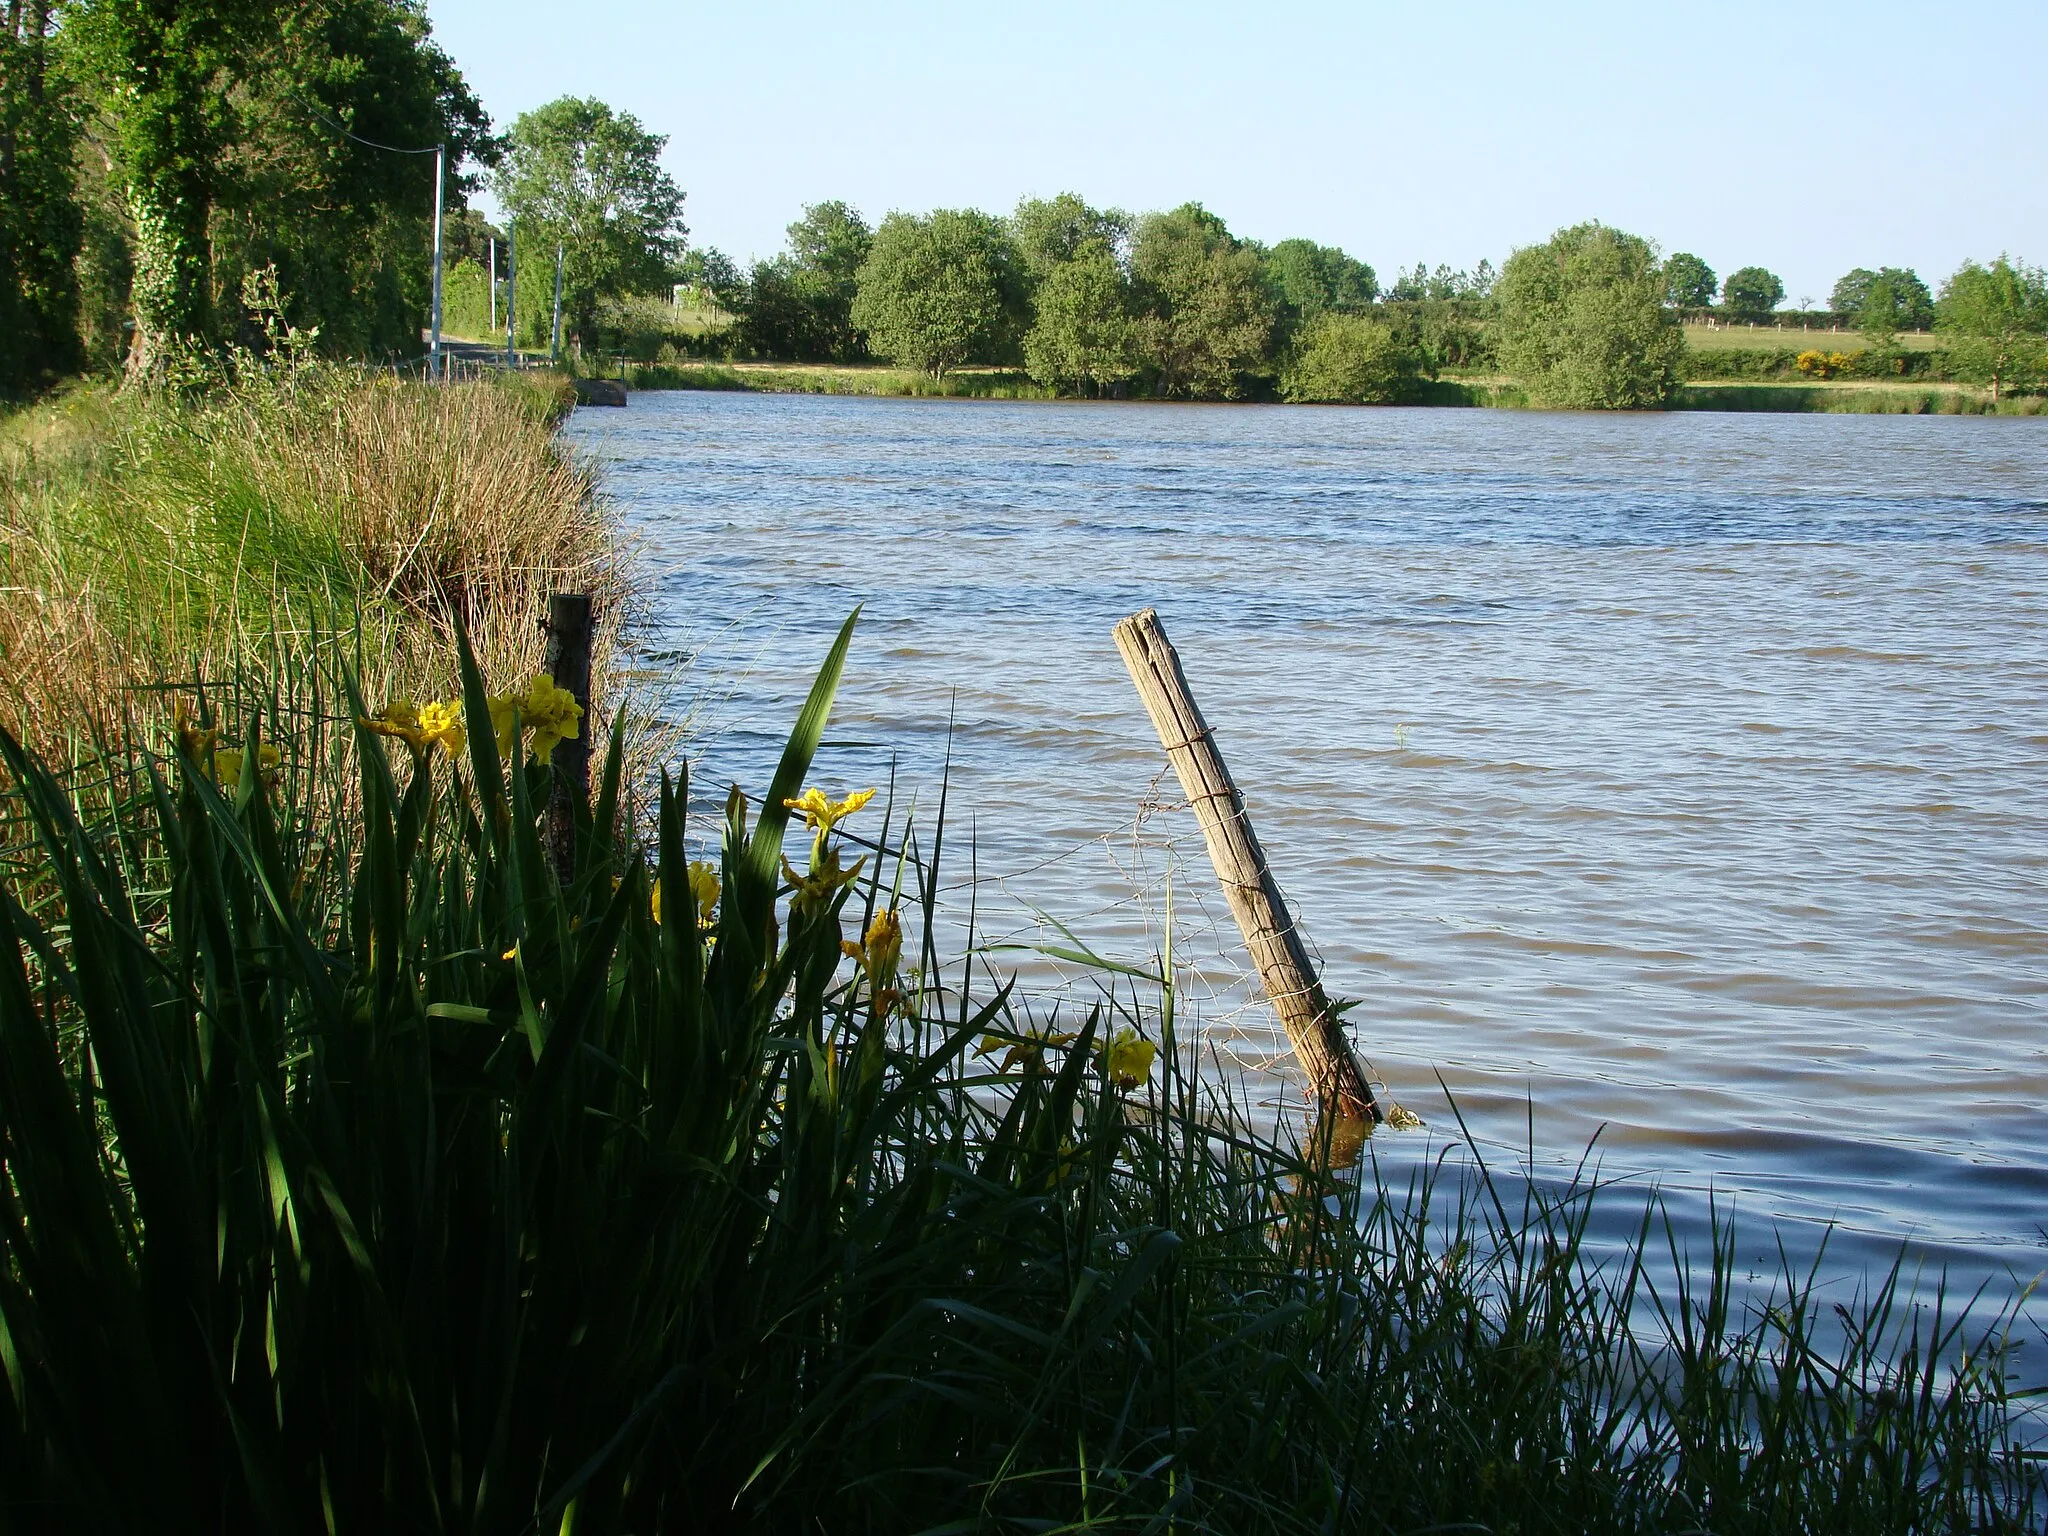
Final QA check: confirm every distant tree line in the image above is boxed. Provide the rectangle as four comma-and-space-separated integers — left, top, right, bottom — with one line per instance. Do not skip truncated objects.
660, 198, 2043, 407
671, 194, 1509, 404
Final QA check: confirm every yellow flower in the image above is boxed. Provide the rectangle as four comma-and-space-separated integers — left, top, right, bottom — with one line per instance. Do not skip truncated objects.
782, 785, 876, 834
781, 846, 865, 913
653, 859, 720, 926
687, 860, 720, 921
174, 697, 220, 757
863, 908, 902, 979
418, 699, 466, 754
977, 1026, 1080, 1073
520, 674, 583, 762
213, 742, 282, 792
485, 676, 585, 762
1104, 1028, 1157, 1091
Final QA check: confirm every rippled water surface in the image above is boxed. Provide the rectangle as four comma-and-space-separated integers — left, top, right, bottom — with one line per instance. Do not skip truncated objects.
568, 392, 2048, 1308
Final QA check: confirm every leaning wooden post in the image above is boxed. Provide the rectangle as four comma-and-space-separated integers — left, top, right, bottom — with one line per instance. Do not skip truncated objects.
544, 593, 594, 884
1113, 608, 1379, 1122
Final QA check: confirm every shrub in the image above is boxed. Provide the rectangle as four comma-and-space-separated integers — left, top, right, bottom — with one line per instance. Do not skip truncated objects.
1496, 223, 1685, 408
1281, 314, 1421, 403
1795, 349, 1856, 379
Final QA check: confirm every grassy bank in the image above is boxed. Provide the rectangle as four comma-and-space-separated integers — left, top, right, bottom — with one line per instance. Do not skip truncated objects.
1682, 324, 1946, 353
621, 359, 1056, 399
0, 365, 617, 747
1673, 381, 2043, 414
0, 616, 2037, 1534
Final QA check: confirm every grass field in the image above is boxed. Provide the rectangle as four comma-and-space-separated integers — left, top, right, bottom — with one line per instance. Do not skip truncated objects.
1683, 323, 1946, 353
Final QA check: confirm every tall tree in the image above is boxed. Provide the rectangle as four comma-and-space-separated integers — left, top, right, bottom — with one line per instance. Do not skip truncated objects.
1009, 192, 1127, 282
1022, 236, 1137, 395
1129, 203, 1273, 399
1831, 265, 1933, 329
850, 208, 1021, 377
497, 97, 685, 348
740, 199, 870, 361
1720, 265, 1784, 321
1494, 221, 1684, 408
1262, 238, 1377, 334
66, 0, 257, 373
1664, 252, 1716, 310
1937, 256, 2047, 402
0, 0, 83, 393
214, 0, 491, 358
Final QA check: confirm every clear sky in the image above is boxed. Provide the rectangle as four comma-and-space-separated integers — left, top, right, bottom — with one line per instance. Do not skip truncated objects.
424, 0, 2046, 306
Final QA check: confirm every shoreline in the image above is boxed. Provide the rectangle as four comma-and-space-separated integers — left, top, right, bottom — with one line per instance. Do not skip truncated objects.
606, 359, 2041, 415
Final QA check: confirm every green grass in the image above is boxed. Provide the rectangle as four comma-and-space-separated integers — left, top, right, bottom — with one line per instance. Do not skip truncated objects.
0, 616, 2037, 1533
1683, 324, 1946, 353
0, 364, 613, 746
1673, 381, 2042, 414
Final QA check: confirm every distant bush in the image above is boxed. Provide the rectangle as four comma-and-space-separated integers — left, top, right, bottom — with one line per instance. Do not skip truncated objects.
1795, 349, 1856, 379
1496, 222, 1685, 408
1281, 314, 1422, 403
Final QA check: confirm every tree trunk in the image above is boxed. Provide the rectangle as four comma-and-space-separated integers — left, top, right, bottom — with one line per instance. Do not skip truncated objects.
126, 170, 213, 379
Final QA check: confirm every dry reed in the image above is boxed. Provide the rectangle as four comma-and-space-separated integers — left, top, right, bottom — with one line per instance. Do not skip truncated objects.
0, 368, 623, 749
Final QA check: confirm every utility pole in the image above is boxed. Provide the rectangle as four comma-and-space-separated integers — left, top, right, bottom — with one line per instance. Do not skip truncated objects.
429, 144, 445, 379
489, 235, 497, 334
551, 243, 565, 362
505, 222, 517, 370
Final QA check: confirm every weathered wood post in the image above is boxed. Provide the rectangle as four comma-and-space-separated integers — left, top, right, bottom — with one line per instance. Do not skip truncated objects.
544, 593, 594, 884
1113, 608, 1380, 1122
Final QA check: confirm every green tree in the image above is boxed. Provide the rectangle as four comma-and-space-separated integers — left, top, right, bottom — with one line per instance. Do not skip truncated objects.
0, 0, 82, 393
1129, 203, 1274, 399
1831, 265, 1933, 329
1858, 275, 1900, 361
63, 0, 487, 372
1664, 252, 1716, 310
497, 97, 686, 349
778, 199, 871, 359
65, 0, 261, 372
1010, 192, 1127, 282
850, 208, 1021, 377
1280, 314, 1419, 404
1494, 221, 1685, 409
1022, 237, 1138, 395
1936, 256, 2047, 402
1720, 265, 1783, 321
211, 0, 492, 358
1261, 238, 1377, 335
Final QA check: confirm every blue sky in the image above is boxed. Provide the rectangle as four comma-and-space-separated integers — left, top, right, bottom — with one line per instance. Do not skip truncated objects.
425, 0, 2046, 305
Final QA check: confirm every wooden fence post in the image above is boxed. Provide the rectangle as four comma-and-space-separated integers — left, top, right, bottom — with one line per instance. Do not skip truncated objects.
1113, 608, 1380, 1123
544, 593, 594, 884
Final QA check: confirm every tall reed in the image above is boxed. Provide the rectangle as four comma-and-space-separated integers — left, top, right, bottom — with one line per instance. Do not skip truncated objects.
0, 618, 2036, 1534
0, 366, 613, 749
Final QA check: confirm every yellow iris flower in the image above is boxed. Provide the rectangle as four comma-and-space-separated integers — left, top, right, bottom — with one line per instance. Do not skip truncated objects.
214, 742, 282, 792
363, 698, 467, 755
1104, 1028, 1158, 1091
485, 675, 584, 763
782, 786, 876, 833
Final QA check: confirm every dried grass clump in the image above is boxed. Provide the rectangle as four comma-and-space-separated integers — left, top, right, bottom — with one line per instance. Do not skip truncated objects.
0, 368, 624, 750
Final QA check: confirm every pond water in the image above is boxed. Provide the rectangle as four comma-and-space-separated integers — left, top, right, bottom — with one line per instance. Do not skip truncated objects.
567, 391, 2048, 1320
